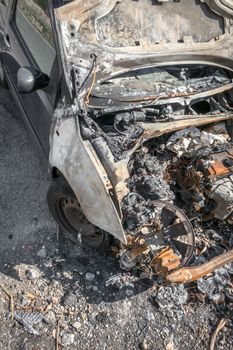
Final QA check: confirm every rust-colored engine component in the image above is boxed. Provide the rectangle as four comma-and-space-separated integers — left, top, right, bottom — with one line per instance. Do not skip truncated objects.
151, 201, 195, 266
166, 249, 233, 284
119, 236, 150, 270
150, 247, 181, 275
125, 239, 149, 261
120, 201, 195, 271
198, 148, 233, 178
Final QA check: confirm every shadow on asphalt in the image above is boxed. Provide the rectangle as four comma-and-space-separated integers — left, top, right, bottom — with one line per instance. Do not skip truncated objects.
1, 230, 153, 304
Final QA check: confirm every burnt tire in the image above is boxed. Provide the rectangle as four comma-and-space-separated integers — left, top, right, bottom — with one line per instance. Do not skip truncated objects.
47, 177, 110, 250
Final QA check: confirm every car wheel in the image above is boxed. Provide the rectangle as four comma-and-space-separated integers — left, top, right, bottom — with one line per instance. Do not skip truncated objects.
47, 177, 110, 250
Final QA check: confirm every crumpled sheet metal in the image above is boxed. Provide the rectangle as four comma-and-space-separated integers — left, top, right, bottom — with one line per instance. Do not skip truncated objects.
49, 115, 127, 244
166, 249, 233, 284
141, 114, 233, 141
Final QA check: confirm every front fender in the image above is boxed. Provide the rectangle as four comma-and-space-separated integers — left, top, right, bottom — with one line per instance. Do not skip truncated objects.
49, 113, 127, 244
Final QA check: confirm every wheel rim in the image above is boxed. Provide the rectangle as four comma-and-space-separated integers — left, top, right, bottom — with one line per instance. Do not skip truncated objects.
56, 195, 105, 247
153, 200, 195, 266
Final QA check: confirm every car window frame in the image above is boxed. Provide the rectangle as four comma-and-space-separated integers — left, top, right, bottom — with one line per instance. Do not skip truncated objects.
10, 0, 61, 106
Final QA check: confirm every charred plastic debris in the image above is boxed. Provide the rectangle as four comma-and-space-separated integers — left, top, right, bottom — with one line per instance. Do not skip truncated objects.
51, 0, 233, 290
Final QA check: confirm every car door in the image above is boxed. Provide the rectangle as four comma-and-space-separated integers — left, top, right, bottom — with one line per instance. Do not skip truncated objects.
0, 0, 9, 29
2, 0, 60, 156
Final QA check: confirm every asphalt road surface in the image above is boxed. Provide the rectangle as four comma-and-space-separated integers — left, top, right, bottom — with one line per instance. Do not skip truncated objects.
0, 87, 55, 252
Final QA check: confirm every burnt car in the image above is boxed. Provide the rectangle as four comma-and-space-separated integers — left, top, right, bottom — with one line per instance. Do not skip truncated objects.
1, 0, 233, 282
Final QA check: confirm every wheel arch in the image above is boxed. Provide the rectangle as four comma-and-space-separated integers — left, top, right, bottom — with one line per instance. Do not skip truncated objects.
48, 115, 127, 244
50, 166, 63, 180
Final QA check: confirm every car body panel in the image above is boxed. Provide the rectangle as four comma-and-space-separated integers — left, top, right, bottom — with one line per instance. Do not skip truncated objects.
55, 0, 233, 111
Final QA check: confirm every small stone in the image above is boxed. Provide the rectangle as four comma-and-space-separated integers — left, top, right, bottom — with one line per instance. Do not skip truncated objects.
44, 310, 56, 324
52, 296, 60, 305
63, 293, 77, 307
73, 263, 87, 276
63, 271, 73, 279
85, 272, 95, 282
140, 340, 148, 350
21, 297, 30, 306
72, 321, 81, 330
125, 288, 134, 297
211, 293, 225, 305
95, 311, 108, 323
62, 333, 75, 346
37, 248, 47, 258
146, 310, 155, 322
197, 278, 216, 298
26, 268, 41, 280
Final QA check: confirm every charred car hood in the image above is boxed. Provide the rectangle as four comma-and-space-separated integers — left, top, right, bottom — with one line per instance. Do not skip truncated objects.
55, 0, 233, 109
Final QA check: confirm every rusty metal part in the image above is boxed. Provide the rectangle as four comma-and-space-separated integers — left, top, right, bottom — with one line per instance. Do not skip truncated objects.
91, 137, 129, 204
152, 201, 195, 266
126, 237, 149, 260
129, 200, 195, 266
166, 249, 233, 284
92, 82, 233, 104
198, 148, 233, 178
141, 114, 233, 140
150, 247, 181, 275
204, 160, 231, 177
171, 150, 233, 221
120, 239, 150, 270
120, 201, 195, 271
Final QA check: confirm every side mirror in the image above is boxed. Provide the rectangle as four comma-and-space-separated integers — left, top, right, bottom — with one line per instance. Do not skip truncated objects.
17, 66, 50, 93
